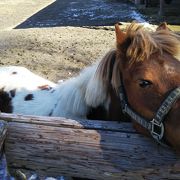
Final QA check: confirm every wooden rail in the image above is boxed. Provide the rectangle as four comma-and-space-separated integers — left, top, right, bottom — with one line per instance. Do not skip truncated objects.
0, 120, 7, 152
0, 113, 179, 179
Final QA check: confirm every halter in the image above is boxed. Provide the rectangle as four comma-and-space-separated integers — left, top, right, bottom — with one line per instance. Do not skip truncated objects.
119, 82, 180, 146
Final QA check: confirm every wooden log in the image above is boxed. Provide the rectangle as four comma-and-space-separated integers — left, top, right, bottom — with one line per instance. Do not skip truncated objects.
0, 121, 8, 180
0, 120, 7, 152
0, 113, 180, 179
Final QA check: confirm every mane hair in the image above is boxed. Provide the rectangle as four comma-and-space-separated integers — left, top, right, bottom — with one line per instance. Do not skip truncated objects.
89, 49, 121, 95
53, 65, 98, 118
125, 23, 180, 64
85, 50, 117, 108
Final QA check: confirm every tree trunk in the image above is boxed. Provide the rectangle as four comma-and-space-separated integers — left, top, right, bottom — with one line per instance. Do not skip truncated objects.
135, 0, 141, 5
159, 0, 164, 16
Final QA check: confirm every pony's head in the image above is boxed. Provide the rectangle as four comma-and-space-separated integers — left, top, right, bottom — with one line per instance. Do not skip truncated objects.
88, 22, 180, 151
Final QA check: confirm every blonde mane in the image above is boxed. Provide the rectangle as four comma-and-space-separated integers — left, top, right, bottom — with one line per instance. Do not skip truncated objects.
125, 23, 180, 64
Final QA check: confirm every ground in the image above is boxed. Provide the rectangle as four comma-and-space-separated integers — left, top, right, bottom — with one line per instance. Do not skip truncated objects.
0, 0, 179, 84
0, 27, 115, 82
0, 0, 118, 83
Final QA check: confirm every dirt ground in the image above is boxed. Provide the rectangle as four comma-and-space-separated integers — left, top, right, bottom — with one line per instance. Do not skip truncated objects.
0, 27, 115, 82
0, 1, 118, 83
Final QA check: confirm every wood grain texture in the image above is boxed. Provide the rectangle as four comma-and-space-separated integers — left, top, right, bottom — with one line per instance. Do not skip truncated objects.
0, 113, 179, 179
0, 120, 7, 152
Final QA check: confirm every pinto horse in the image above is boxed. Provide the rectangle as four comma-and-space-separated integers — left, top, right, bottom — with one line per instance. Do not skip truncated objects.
0, 22, 179, 151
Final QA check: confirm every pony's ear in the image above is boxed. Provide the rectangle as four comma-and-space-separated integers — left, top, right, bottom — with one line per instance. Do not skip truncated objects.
115, 24, 126, 45
156, 22, 170, 31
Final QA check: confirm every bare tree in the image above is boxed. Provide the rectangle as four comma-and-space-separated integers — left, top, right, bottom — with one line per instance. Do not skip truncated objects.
159, 0, 164, 16
135, 0, 141, 5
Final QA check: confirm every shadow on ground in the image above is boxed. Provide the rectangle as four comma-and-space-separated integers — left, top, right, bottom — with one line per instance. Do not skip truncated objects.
15, 0, 146, 29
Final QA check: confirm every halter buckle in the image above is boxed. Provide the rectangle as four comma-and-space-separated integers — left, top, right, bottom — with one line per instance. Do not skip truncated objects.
150, 119, 164, 141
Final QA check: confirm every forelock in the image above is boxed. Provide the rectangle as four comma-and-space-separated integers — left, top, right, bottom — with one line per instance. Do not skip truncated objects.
123, 23, 180, 65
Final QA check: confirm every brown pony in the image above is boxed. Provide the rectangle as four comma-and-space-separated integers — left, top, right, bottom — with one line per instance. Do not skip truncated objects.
0, 22, 179, 152
94, 22, 180, 151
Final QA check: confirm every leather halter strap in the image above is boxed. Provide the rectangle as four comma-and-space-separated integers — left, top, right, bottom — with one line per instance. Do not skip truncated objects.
119, 84, 180, 146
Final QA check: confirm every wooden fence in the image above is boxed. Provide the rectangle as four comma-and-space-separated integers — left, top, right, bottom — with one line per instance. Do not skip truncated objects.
0, 113, 179, 179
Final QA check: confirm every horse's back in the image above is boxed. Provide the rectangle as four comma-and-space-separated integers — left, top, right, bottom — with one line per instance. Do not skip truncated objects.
0, 66, 57, 115
0, 66, 56, 90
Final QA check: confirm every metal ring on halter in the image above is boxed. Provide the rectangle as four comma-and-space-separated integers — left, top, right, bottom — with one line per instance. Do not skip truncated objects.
119, 83, 180, 146
149, 119, 164, 142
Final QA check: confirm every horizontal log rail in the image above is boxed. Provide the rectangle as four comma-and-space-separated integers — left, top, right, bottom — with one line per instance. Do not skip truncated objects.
0, 120, 7, 152
0, 113, 179, 179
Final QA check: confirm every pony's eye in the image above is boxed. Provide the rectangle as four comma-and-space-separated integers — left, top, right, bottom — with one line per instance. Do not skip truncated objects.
139, 80, 152, 88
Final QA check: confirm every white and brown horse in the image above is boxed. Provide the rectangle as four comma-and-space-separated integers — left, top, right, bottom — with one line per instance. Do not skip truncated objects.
0, 22, 180, 151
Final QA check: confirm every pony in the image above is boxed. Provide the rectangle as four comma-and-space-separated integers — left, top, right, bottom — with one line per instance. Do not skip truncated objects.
0, 22, 179, 151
